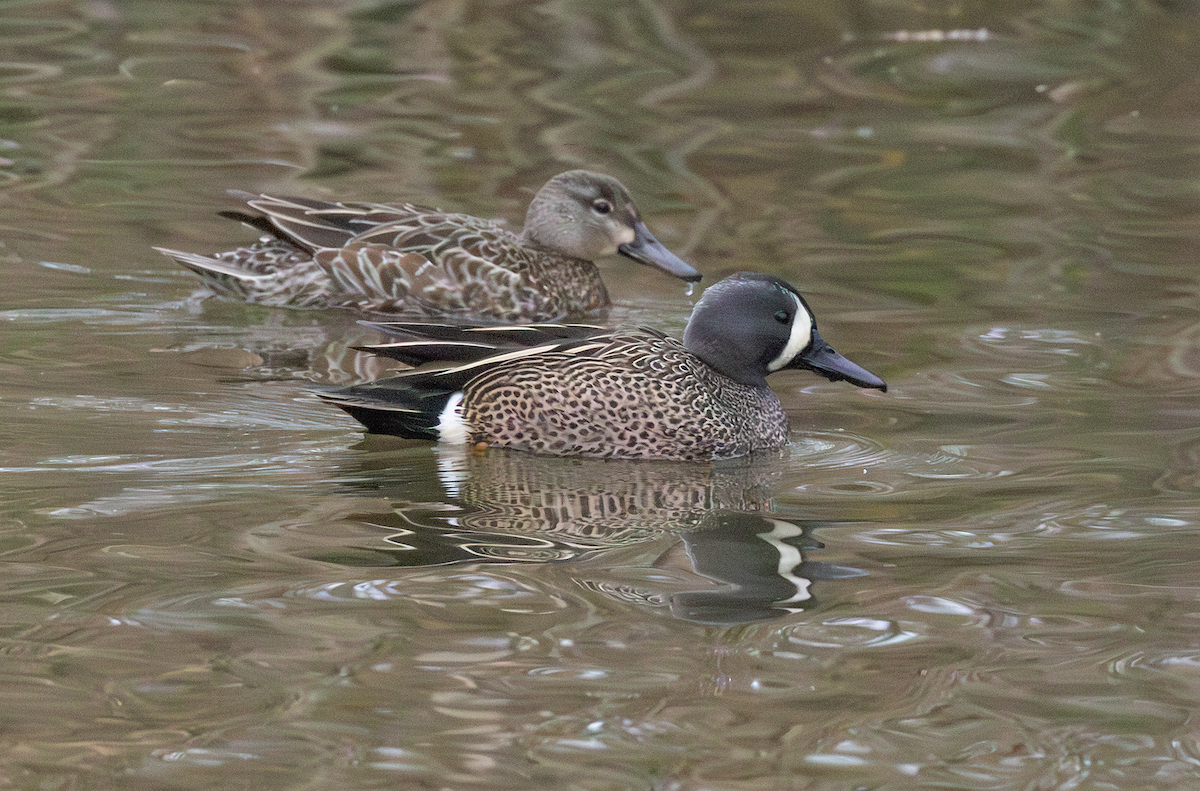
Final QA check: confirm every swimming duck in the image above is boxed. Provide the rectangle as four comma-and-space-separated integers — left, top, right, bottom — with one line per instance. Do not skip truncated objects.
322, 272, 886, 460
155, 170, 701, 321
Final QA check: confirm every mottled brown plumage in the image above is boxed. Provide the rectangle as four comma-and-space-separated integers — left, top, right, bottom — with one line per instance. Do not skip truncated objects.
457, 330, 789, 459
155, 171, 700, 321
322, 273, 887, 461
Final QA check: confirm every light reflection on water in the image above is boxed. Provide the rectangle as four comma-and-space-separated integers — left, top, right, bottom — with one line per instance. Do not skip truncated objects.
4, 0, 1200, 788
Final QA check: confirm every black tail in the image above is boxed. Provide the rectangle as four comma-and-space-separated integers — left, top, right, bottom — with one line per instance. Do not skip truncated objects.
320, 381, 458, 440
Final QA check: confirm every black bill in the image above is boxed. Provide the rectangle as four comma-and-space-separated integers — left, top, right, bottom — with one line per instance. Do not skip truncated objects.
618, 220, 702, 282
789, 330, 887, 392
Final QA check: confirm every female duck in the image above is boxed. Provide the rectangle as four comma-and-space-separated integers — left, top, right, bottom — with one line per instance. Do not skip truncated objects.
156, 171, 700, 321
323, 272, 886, 461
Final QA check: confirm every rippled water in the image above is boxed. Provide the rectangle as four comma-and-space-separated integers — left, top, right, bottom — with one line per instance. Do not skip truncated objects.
5, 0, 1200, 788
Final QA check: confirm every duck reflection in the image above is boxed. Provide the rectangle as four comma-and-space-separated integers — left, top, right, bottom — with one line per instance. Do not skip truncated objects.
666, 513, 852, 624
171, 313, 404, 385
310, 447, 866, 624
426, 446, 779, 542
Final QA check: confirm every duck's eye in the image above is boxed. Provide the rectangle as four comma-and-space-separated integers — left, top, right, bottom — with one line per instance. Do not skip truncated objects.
592, 199, 613, 215
773, 310, 790, 324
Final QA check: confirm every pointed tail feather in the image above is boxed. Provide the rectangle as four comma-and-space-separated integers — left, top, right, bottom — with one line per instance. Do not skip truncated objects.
154, 247, 267, 298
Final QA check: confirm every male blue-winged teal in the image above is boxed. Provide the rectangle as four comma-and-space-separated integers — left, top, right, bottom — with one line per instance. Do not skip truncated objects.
322, 272, 886, 460
155, 170, 701, 321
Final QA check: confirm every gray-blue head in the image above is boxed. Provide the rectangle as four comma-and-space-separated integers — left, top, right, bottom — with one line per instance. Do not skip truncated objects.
682, 272, 887, 391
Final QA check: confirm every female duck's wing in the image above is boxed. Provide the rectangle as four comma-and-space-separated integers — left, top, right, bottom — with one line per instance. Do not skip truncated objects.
310, 238, 531, 317
236, 193, 517, 257
225, 193, 436, 251
224, 194, 574, 319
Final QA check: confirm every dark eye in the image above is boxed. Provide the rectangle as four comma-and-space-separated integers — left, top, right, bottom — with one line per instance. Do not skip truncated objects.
592, 199, 613, 215
773, 310, 790, 324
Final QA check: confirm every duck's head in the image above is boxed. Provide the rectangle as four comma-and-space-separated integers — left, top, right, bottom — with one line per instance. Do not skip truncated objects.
521, 170, 702, 282
682, 272, 887, 391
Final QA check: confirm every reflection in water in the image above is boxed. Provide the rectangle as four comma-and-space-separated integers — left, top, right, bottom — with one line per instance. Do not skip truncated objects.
356, 508, 857, 625
167, 308, 407, 385
256, 447, 866, 624
429, 446, 780, 536
657, 513, 867, 624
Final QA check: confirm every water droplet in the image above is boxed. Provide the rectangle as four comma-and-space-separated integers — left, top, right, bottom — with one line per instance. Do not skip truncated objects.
684, 282, 695, 297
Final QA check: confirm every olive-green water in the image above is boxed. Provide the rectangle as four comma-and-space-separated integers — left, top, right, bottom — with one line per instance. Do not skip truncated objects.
5, 1, 1200, 788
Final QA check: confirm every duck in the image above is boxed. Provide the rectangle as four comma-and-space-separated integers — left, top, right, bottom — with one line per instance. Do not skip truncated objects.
155, 170, 701, 321
321, 272, 886, 461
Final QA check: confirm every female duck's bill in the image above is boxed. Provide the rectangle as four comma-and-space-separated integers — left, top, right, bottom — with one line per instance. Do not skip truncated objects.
154, 170, 701, 321
321, 271, 887, 461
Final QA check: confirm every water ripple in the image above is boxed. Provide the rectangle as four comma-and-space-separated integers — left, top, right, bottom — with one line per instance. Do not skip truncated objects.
292, 573, 573, 616
782, 617, 921, 649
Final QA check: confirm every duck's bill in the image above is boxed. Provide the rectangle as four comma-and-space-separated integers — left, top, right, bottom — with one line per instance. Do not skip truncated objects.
618, 221, 702, 282
790, 331, 887, 392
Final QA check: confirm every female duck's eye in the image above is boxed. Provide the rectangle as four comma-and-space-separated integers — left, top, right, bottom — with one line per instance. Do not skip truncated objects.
773, 310, 790, 324
592, 199, 613, 215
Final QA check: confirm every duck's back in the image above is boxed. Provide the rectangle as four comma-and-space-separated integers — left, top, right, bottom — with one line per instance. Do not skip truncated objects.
322, 208, 610, 319
248, 198, 609, 319
462, 329, 790, 460
162, 196, 610, 320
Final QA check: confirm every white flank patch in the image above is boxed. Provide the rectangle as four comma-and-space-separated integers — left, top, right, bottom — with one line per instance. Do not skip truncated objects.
436, 392, 469, 444
767, 292, 813, 371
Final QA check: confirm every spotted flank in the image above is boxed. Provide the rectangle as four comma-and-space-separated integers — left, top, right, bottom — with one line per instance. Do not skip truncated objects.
322, 272, 887, 461
156, 170, 701, 322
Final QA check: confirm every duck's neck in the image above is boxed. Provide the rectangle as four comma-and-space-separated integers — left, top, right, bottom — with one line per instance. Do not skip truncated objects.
683, 329, 770, 388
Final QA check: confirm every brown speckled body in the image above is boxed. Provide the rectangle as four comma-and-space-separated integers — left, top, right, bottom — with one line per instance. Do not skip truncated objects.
459, 330, 789, 461
324, 273, 887, 461
172, 209, 610, 321
156, 171, 700, 322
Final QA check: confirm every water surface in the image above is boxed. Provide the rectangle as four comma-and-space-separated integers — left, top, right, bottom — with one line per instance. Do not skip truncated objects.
4, 1, 1200, 788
